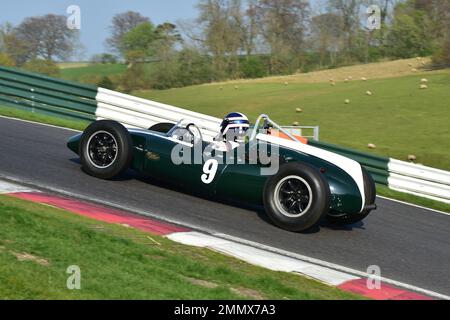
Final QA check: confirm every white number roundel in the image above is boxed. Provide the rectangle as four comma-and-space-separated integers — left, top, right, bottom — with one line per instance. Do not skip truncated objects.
201, 159, 219, 184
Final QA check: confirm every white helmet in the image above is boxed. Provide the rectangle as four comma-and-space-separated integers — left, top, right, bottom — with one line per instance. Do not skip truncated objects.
219, 112, 250, 141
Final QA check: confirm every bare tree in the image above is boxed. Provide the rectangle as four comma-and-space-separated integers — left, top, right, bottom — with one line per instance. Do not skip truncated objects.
196, 0, 245, 79
310, 13, 342, 66
106, 11, 149, 56
241, 0, 259, 58
0, 23, 14, 52
0, 23, 29, 65
154, 23, 183, 65
379, 0, 397, 26
327, 0, 364, 58
254, 0, 310, 73
15, 14, 78, 61
413, 0, 450, 41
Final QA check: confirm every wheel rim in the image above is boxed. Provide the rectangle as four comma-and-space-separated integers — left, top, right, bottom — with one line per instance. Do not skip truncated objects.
86, 131, 118, 169
274, 176, 313, 218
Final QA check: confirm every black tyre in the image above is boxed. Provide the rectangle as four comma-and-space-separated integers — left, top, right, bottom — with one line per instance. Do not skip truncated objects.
263, 162, 331, 232
80, 120, 132, 180
326, 168, 376, 225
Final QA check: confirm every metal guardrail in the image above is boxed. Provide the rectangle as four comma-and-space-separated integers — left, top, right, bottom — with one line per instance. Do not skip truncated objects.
0, 66, 97, 121
96, 88, 222, 142
387, 159, 450, 203
309, 140, 450, 204
97, 88, 321, 143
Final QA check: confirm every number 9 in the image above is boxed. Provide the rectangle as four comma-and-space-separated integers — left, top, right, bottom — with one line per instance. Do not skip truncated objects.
201, 159, 219, 184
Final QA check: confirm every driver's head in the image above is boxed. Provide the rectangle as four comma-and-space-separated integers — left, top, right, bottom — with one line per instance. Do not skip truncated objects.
220, 112, 249, 142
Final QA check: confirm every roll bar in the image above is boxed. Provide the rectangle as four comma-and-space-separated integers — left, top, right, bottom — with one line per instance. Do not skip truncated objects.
250, 114, 301, 143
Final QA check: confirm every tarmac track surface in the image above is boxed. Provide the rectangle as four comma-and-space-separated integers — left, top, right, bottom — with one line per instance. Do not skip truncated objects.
1, 116, 449, 295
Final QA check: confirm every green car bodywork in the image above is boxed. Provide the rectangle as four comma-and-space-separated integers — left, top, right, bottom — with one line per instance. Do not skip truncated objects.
67, 126, 365, 215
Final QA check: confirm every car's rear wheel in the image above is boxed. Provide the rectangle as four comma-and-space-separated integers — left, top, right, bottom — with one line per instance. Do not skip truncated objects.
263, 162, 331, 232
80, 120, 132, 180
326, 168, 376, 225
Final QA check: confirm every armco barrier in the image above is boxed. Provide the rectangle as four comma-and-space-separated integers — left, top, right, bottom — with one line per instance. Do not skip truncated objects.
0, 66, 449, 204
310, 140, 450, 204
0, 66, 97, 121
96, 88, 222, 142
387, 160, 450, 203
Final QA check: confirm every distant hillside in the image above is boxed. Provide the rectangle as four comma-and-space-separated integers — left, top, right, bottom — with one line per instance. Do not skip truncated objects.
216, 58, 436, 85
55, 58, 440, 88
58, 63, 128, 84
57, 62, 91, 69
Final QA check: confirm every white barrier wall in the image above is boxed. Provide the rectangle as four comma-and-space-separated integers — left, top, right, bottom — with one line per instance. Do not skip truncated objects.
95, 88, 222, 142
387, 159, 450, 204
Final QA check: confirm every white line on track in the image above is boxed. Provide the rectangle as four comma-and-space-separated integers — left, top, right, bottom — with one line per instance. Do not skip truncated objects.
377, 195, 450, 217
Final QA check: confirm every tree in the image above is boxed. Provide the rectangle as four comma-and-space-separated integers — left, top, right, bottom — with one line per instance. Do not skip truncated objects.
97, 76, 116, 90
310, 13, 342, 66
367, 0, 398, 27
120, 64, 148, 92
154, 23, 183, 62
151, 23, 183, 89
327, 0, 364, 61
121, 22, 157, 61
0, 23, 7, 50
91, 53, 117, 64
386, 3, 434, 58
106, 11, 149, 56
15, 14, 79, 61
240, 55, 267, 78
433, 38, 450, 67
0, 22, 31, 65
409, 0, 450, 65
364, 0, 399, 59
413, 0, 450, 36
254, 0, 310, 74
177, 46, 212, 85
196, 0, 246, 79
23, 58, 60, 76
242, 0, 259, 58
0, 53, 15, 67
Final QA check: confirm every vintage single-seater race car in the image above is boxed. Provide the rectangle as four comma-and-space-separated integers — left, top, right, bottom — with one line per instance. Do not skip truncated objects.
67, 114, 376, 232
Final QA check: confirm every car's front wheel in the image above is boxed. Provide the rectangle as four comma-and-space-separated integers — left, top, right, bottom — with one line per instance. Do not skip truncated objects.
263, 162, 331, 232
80, 120, 132, 180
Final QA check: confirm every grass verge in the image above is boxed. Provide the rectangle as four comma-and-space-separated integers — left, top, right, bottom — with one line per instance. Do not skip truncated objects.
0, 105, 88, 131
376, 185, 450, 214
0, 195, 361, 300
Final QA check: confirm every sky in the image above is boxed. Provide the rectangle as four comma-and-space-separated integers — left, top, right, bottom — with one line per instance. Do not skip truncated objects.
0, 0, 200, 59
0, 0, 325, 60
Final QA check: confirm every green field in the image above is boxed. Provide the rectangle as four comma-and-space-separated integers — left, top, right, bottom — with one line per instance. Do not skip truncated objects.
0, 195, 360, 300
135, 70, 450, 171
58, 63, 159, 83
59, 63, 127, 81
